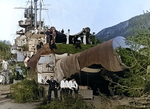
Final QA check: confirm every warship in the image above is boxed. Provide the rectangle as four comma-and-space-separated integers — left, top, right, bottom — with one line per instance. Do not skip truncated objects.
10, 0, 130, 99
11, 0, 91, 84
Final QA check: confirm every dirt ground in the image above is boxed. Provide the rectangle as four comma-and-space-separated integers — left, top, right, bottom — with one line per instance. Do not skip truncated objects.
0, 85, 41, 109
0, 84, 101, 109
0, 84, 123, 109
0, 96, 101, 109
1, 85, 147, 109
0, 101, 41, 109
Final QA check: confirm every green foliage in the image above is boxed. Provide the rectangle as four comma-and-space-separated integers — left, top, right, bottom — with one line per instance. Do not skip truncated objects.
97, 12, 150, 42
90, 34, 101, 44
115, 105, 136, 109
144, 81, 150, 94
55, 44, 98, 54
104, 31, 150, 97
127, 33, 150, 46
10, 68, 24, 84
43, 25, 50, 30
27, 68, 38, 82
95, 38, 101, 44
22, 44, 29, 51
107, 38, 150, 97
112, 48, 150, 96
108, 44, 150, 97
18, 63, 27, 76
37, 96, 94, 109
10, 63, 28, 84
127, 33, 150, 56
0, 40, 11, 60
11, 79, 45, 103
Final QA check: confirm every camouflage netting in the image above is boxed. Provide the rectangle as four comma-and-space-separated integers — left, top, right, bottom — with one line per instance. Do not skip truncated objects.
27, 39, 129, 80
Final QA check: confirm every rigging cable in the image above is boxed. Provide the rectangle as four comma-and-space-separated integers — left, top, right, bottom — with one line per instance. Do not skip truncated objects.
11, 8, 16, 44
42, 0, 52, 26
12, 1, 29, 44
16, 1, 29, 31
57, 0, 63, 29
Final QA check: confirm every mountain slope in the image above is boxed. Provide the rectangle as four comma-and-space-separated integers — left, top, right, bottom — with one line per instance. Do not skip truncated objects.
96, 12, 150, 42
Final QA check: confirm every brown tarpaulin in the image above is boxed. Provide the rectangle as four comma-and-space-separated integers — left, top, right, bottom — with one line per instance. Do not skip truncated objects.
27, 43, 54, 69
27, 39, 128, 79
60, 52, 81, 78
57, 39, 128, 79
79, 39, 127, 72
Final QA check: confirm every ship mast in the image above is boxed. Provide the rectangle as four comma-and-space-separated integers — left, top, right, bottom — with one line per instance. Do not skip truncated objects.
39, 0, 42, 30
31, 0, 33, 28
15, 0, 48, 31
34, 0, 38, 29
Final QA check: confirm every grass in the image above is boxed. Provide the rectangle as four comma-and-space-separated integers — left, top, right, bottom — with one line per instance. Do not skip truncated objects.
55, 44, 98, 54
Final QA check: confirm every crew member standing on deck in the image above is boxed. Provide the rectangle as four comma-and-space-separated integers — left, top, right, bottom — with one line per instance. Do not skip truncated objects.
46, 76, 59, 103
45, 29, 51, 43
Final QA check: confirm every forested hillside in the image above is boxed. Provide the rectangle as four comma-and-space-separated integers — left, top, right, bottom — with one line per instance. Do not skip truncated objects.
96, 12, 150, 42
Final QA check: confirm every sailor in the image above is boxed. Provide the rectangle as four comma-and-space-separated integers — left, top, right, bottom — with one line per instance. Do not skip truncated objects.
36, 38, 43, 51
67, 52, 70, 56
2, 60, 8, 71
60, 77, 69, 100
39, 38, 43, 48
49, 40, 57, 51
60, 77, 69, 94
75, 40, 82, 49
52, 29, 56, 43
45, 29, 51, 43
46, 76, 59, 102
68, 77, 78, 96
36, 38, 40, 50
24, 56, 30, 67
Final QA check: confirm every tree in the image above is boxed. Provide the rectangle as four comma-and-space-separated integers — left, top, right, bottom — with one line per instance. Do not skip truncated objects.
90, 32, 101, 44
0, 40, 11, 60
105, 33, 150, 97
22, 44, 29, 51
43, 25, 50, 30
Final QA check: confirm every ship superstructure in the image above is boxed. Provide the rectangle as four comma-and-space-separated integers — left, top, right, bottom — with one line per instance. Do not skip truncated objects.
14, 0, 46, 53
12, 0, 93, 84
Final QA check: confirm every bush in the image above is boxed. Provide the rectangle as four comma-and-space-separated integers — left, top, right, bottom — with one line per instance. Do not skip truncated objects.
9, 68, 24, 84
22, 44, 29, 51
11, 79, 45, 103
37, 96, 95, 109
18, 63, 27, 76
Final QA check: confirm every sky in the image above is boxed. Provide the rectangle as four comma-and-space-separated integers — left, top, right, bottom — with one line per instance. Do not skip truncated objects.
0, 0, 150, 44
